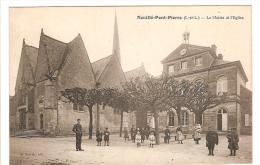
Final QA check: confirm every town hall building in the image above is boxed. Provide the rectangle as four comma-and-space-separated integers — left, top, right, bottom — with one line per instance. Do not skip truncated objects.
157, 31, 252, 135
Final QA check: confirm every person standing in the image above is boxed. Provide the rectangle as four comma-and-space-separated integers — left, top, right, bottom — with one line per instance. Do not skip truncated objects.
72, 119, 84, 151
145, 126, 150, 140
104, 127, 110, 146
140, 128, 145, 143
130, 126, 136, 143
176, 126, 184, 144
226, 128, 239, 156
193, 124, 202, 144
149, 131, 156, 148
206, 128, 219, 156
96, 128, 103, 146
135, 131, 142, 147
164, 126, 171, 144
123, 127, 129, 142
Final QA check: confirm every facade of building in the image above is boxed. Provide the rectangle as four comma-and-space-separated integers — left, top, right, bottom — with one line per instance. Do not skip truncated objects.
159, 32, 252, 134
10, 21, 252, 136
10, 16, 137, 135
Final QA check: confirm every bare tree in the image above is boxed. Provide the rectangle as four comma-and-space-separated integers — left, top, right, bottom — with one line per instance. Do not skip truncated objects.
122, 76, 171, 144
185, 81, 227, 124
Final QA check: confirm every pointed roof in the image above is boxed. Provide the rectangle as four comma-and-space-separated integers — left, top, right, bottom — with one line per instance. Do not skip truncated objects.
35, 30, 67, 82
124, 64, 148, 81
96, 54, 126, 88
161, 44, 217, 63
92, 55, 112, 81
56, 34, 96, 90
112, 12, 121, 63
15, 40, 38, 93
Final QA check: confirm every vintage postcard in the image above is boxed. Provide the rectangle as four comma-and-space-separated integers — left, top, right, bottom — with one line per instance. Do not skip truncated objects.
8, 6, 252, 165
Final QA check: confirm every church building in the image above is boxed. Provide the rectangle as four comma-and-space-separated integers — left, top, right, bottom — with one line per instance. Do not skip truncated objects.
10, 15, 139, 136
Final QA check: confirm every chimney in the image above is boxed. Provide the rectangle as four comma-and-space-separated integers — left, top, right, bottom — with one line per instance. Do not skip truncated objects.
211, 44, 217, 55
218, 53, 223, 60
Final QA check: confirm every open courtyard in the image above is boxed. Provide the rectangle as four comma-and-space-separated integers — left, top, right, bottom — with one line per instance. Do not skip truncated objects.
10, 134, 252, 165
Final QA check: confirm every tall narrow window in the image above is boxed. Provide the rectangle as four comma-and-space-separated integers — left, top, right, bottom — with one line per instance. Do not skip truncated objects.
245, 114, 250, 126
195, 57, 202, 66
181, 111, 189, 126
168, 112, 175, 126
217, 76, 228, 95
168, 65, 175, 74
73, 103, 78, 110
181, 61, 188, 70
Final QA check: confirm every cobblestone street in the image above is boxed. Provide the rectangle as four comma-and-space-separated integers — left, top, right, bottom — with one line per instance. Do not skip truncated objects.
10, 134, 252, 165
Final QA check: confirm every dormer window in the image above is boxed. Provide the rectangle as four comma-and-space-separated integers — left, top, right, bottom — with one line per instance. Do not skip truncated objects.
195, 57, 202, 66
181, 61, 188, 70
168, 65, 175, 74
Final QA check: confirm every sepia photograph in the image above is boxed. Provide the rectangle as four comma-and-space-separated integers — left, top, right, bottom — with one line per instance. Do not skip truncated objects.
8, 5, 252, 165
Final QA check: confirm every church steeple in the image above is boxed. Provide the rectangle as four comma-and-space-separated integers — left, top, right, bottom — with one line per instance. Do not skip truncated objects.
112, 11, 121, 63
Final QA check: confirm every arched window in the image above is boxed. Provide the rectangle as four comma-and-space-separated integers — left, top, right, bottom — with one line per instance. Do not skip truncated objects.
168, 112, 175, 126
181, 111, 189, 126
217, 76, 227, 95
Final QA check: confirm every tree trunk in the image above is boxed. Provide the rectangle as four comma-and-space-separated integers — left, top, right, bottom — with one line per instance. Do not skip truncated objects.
194, 111, 203, 125
88, 106, 93, 139
119, 110, 124, 137
154, 110, 160, 144
96, 104, 100, 130
176, 107, 182, 126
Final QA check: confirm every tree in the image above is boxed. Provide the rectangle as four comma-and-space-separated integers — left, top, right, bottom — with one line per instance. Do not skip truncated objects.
185, 81, 227, 124
107, 89, 133, 137
61, 88, 100, 139
122, 76, 171, 144
164, 79, 194, 125
61, 87, 116, 139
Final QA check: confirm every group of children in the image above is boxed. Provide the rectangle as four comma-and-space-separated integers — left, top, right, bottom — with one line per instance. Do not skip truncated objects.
96, 127, 110, 146
95, 125, 240, 157
124, 126, 156, 147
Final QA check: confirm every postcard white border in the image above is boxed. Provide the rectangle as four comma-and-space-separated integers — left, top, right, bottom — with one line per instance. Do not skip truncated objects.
1, 1, 259, 165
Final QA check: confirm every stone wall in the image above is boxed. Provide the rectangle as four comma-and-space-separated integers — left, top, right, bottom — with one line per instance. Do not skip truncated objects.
202, 102, 238, 132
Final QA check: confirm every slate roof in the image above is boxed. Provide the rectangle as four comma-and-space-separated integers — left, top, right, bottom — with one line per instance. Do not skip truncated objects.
94, 54, 126, 88
35, 32, 67, 82
211, 59, 232, 66
57, 34, 96, 90
15, 42, 38, 93
124, 64, 148, 81
92, 55, 112, 82
161, 44, 216, 63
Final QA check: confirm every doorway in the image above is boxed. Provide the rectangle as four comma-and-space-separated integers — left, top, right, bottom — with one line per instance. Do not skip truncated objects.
19, 108, 26, 130
40, 114, 44, 129
217, 109, 227, 131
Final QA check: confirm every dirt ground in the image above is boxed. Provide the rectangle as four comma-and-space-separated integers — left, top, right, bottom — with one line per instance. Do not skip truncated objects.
10, 134, 252, 165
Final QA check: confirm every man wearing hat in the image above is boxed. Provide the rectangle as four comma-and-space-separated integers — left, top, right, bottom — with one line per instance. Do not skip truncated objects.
72, 119, 84, 151
206, 127, 219, 156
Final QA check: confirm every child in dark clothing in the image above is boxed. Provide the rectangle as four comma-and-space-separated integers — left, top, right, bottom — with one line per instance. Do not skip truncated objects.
104, 128, 110, 146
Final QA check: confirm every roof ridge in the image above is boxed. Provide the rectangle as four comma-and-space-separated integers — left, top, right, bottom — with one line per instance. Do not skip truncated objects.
124, 65, 145, 73
95, 55, 113, 82
42, 33, 67, 45
92, 55, 112, 64
24, 44, 39, 50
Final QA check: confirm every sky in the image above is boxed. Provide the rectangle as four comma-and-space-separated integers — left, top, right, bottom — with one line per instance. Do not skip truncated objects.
9, 6, 251, 96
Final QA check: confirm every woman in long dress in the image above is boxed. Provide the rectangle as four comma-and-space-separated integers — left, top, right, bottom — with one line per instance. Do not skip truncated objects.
176, 126, 183, 144
193, 124, 201, 144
